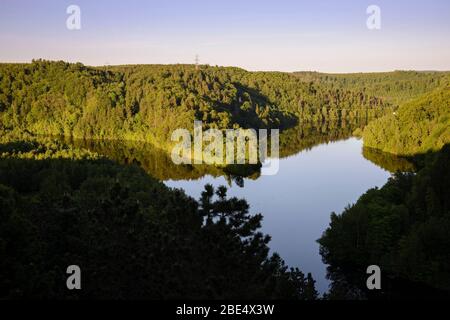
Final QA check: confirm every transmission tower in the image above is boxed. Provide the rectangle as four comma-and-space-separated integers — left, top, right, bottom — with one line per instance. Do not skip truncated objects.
195, 55, 199, 70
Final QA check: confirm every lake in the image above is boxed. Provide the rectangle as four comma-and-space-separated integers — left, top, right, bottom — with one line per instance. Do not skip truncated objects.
65, 124, 414, 295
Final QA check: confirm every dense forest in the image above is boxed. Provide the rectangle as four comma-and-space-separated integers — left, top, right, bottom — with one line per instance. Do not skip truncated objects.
0, 135, 318, 299
294, 71, 449, 106
315, 72, 450, 299
318, 145, 450, 299
0, 60, 394, 152
363, 85, 450, 156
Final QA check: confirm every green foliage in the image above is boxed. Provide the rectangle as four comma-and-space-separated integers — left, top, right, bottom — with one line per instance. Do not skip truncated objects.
363, 85, 450, 156
294, 71, 450, 106
231, 70, 393, 123
318, 145, 450, 297
0, 60, 394, 153
0, 137, 318, 299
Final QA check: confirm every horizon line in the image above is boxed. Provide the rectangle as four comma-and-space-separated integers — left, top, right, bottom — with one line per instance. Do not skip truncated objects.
1, 59, 450, 75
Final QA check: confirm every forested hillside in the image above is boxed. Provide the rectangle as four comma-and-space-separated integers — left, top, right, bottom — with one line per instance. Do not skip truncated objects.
294, 71, 449, 106
0, 60, 393, 151
319, 145, 450, 298
363, 85, 450, 156
308, 70, 450, 299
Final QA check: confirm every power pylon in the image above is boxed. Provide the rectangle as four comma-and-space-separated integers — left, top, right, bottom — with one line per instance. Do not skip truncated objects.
195, 55, 199, 70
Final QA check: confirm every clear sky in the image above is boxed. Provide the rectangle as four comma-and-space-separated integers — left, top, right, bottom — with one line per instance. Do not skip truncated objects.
1, 0, 449, 72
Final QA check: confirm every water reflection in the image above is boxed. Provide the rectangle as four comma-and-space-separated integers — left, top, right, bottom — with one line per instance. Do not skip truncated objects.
362, 147, 416, 173
61, 121, 414, 182
63, 137, 259, 184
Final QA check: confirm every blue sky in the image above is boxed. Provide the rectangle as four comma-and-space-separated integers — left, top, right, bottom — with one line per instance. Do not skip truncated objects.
1, 0, 449, 72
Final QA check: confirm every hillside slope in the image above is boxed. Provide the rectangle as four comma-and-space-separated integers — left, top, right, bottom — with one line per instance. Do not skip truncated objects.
362, 85, 450, 156
294, 71, 450, 106
0, 60, 393, 150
